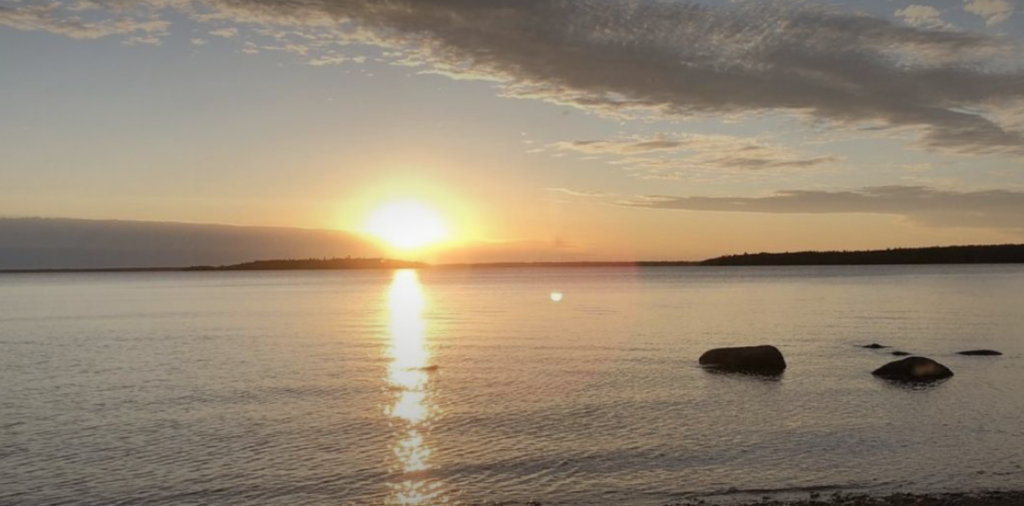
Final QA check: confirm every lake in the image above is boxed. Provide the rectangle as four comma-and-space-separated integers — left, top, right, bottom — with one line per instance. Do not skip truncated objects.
2, 266, 1023, 505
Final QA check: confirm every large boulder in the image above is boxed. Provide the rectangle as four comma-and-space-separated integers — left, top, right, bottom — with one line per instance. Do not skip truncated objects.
957, 349, 1002, 356
699, 345, 787, 374
872, 357, 953, 382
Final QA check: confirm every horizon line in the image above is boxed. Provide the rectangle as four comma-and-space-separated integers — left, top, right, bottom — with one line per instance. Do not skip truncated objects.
4, 243, 1024, 274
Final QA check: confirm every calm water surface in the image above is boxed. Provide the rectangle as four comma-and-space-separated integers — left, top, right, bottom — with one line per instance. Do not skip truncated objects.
2, 266, 1023, 505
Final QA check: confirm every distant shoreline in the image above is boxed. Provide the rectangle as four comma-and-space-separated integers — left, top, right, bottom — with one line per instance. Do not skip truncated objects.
3, 244, 1024, 273
664, 490, 1024, 506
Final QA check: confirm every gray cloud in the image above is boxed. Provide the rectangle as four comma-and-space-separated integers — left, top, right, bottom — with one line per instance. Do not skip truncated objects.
5, 0, 1024, 155
205, 0, 1024, 155
623, 185, 1024, 229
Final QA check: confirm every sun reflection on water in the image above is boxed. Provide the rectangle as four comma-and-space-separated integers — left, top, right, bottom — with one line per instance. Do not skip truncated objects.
384, 270, 447, 505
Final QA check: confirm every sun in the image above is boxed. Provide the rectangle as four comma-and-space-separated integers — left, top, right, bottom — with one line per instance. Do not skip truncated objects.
363, 200, 449, 250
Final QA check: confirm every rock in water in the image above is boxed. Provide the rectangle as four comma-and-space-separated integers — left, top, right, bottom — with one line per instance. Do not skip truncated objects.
957, 349, 1003, 356
699, 345, 787, 374
861, 343, 889, 349
872, 357, 953, 382
891, 351, 911, 356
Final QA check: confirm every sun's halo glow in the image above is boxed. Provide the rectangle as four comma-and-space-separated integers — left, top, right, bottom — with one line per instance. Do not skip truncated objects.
363, 200, 449, 250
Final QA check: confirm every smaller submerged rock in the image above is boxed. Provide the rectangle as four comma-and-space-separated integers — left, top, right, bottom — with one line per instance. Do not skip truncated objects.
699, 345, 786, 375
891, 351, 911, 356
957, 349, 1003, 356
861, 343, 889, 349
872, 356, 953, 382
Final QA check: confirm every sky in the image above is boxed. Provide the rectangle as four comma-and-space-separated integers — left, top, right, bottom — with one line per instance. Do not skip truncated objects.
1, 0, 1023, 264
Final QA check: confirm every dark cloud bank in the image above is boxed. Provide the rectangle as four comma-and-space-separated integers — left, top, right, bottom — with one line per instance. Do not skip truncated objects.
0, 218, 383, 270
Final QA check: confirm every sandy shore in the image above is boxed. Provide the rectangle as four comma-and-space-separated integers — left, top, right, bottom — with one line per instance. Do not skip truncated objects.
662, 491, 1024, 506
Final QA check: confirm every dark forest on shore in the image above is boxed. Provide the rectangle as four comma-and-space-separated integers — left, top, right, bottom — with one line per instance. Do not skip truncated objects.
700, 244, 1024, 266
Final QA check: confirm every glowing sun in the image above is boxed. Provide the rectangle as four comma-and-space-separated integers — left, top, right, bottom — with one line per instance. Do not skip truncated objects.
364, 200, 449, 250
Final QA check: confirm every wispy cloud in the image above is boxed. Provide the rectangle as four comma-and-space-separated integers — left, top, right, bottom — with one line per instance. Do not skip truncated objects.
548, 134, 840, 179
543, 187, 611, 198
123, 34, 162, 46
208, 26, 237, 38
0, 3, 168, 40
623, 185, 1024, 229
895, 5, 953, 30
963, 0, 1015, 26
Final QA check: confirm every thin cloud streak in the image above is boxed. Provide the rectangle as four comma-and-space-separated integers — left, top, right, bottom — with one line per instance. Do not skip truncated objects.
544, 188, 611, 198
623, 185, 1024, 230
549, 134, 841, 178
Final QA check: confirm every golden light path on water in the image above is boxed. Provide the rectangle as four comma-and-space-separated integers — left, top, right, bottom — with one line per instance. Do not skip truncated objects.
384, 270, 446, 505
